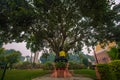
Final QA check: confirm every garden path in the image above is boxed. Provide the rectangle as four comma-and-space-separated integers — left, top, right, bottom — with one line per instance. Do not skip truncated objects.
32, 74, 93, 80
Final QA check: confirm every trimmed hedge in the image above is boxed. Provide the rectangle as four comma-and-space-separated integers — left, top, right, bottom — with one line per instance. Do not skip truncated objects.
97, 60, 120, 80
109, 60, 120, 80
97, 64, 115, 80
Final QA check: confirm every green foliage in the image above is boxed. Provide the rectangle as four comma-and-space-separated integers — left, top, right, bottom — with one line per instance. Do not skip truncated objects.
0, 0, 117, 57
40, 52, 94, 68
17, 61, 33, 69
0, 40, 3, 48
83, 57, 89, 67
97, 64, 116, 80
107, 43, 120, 60
20, 56, 25, 62
111, 4, 120, 42
55, 61, 66, 69
42, 62, 54, 70
68, 61, 86, 70
40, 52, 55, 63
0, 0, 36, 43
97, 61, 120, 80
13, 62, 42, 69
0, 49, 21, 68
74, 69, 96, 79
109, 60, 120, 80
68, 51, 94, 65
41, 53, 49, 60
0, 69, 49, 80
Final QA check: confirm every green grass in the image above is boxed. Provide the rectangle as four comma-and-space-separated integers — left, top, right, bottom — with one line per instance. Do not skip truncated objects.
0, 69, 49, 80
0, 69, 96, 80
74, 69, 96, 79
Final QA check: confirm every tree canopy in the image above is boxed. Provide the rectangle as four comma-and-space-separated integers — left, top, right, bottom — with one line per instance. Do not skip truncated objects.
109, 3, 120, 43
0, 0, 117, 57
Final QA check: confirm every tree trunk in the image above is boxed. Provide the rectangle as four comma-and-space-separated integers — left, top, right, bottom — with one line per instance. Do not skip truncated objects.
30, 52, 32, 63
54, 50, 59, 59
33, 51, 39, 63
33, 52, 36, 63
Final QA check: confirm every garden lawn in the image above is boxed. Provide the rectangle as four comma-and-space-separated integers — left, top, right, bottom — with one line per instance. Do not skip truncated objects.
0, 69, 49, 80
74, 69, 96, 79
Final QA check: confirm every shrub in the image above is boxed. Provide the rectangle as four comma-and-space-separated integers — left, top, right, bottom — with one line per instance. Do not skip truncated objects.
33, 63, 43, 69
13, 62, 42, 69
55, 61, 66, 69
109, 60, 120, 80
42, 62, 54, 70
68, 61, 86, 70
97, 64, 115, 80
14, 62, 33, 69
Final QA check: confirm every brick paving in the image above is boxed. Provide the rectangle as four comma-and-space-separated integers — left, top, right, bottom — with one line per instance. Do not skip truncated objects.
32, 74, 93, 80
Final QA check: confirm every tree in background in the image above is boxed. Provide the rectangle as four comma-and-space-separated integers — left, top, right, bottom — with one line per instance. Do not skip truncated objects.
40, 50, 55, 63
25, 55, 31, 62
20, 56, 25, 62
40, 53, 55, 64
107, 47, 120, 60
0, 49, 21, 69
40, 51, 94, 68
107, 42, 120, 60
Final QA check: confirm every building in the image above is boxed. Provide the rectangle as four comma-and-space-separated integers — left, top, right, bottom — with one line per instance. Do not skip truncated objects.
95, 42, 116, 64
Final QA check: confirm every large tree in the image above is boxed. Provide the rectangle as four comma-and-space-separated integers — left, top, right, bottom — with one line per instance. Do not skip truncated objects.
109, 3, 120, 43
0, 0, 116, 57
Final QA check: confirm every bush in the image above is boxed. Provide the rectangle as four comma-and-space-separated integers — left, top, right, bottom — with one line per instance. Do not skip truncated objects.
13, 62, 43, 69
55, 61, 66, 69
109, 60, 120, 80
13, 62, 32, 69
68, 61, 86, 70
97, 64, 115, 80
42, 62, 54, 70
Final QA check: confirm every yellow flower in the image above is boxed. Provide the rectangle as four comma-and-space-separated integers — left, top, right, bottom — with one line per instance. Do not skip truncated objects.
59, 51, 66, 57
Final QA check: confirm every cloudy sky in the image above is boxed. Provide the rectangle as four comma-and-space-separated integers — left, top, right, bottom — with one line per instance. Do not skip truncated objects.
3, 0, 120, 56
3, 42, 31, 56
115, 0, 120, 4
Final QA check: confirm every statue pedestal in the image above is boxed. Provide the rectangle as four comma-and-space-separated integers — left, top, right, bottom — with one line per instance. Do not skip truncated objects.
51, 63, 72, 78
51, 68, 72, 78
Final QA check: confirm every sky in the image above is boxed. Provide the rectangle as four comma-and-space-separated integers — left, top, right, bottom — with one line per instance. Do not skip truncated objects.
115, 0, 120, 4
3, 42, 93, 56
3, 42, 31, 56
3, 0, 120, 57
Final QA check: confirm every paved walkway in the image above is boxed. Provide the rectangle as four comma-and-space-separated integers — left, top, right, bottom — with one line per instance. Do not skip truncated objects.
32, 74, 93, 80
